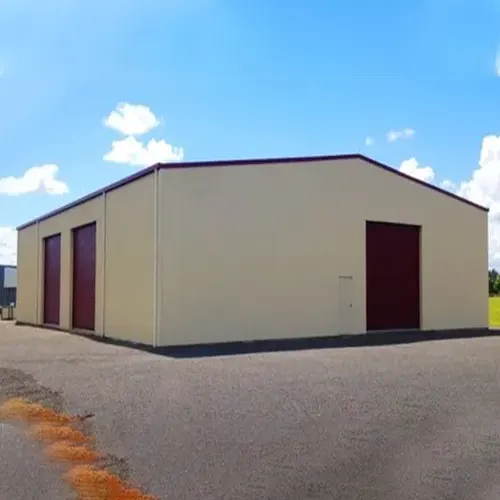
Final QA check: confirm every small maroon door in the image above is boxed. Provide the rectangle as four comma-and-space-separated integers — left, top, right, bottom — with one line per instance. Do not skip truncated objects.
43, 234, 61, 325
72, 222, 96, 331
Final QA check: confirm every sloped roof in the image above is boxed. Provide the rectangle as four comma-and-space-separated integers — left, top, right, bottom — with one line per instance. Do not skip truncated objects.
17, 153, 488, 230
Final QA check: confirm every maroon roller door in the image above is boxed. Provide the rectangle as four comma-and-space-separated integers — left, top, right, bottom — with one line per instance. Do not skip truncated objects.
366, 221, 420, 331
72, 222, 96, 331
43, 234, 61, 325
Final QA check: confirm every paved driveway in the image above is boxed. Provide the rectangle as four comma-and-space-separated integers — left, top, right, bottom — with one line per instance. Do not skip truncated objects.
2, 323, 500, 499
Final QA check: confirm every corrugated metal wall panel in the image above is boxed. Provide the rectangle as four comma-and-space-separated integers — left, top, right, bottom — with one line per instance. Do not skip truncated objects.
3, 288, 16, 306
0, 266, 5, 307
366, 221, 420, 331
0, 266, 17, 306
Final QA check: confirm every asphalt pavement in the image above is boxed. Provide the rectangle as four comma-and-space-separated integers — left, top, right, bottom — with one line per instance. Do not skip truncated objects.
2, 322, 500, 499
0, 422, 71, 499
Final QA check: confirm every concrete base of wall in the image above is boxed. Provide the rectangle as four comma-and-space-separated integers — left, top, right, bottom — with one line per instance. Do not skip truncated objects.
15, 322, 102, 337
15, 321, 493, 359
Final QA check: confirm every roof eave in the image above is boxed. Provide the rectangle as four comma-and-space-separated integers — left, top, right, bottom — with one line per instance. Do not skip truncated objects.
16, 153, 488, 231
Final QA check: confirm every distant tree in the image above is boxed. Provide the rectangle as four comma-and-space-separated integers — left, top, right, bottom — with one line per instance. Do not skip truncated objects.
489, 269, 500, 296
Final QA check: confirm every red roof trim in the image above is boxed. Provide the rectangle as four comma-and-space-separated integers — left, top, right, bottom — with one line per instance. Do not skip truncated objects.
16, 153, 488, 230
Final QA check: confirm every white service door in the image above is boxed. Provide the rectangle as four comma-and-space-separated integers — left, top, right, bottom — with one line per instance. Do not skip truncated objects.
338, 276, 354, 334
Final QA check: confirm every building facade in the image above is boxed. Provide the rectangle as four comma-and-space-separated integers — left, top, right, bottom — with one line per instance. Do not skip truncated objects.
16, 154, 489, 347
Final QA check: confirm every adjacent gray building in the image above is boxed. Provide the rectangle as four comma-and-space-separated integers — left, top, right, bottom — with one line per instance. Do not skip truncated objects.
0, 265, 17, 307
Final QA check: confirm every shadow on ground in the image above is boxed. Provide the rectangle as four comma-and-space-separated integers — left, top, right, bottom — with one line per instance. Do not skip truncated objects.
60, 326, 499, 359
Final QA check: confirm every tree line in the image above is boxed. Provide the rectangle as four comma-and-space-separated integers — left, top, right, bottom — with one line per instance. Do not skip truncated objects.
490, 269, 500, 296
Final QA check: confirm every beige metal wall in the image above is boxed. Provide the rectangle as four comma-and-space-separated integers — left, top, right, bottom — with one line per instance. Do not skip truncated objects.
17, 197, 105, 331
17, 224, 38, 324
16, 172, 155, 344
157, 158, 488, 346
17, 158, 489, 347
104, 174, 155, 344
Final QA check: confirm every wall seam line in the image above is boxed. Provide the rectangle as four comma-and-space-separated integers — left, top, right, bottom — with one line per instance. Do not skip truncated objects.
35, 221, 40, 323
101, 192, 107, 337
153, 169, 159, 347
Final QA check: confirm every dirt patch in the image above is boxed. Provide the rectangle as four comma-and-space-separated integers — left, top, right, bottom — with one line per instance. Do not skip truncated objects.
65, 465, 156, 500
46, 442, 102, 463
0, 367, 154, 499
0, 397, 76, 424
0, 367, 65, 411
30, 422, 90, 444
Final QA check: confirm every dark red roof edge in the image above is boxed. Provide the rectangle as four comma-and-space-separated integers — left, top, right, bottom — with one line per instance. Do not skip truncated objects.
16, 153, 488, 230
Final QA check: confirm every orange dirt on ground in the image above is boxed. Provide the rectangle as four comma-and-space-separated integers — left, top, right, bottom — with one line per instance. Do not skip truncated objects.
65, 465, 157, 500
46, 442, 101, 463
30, 422, 90, 444
0, 398, 158, 500
0, 398, 75, 424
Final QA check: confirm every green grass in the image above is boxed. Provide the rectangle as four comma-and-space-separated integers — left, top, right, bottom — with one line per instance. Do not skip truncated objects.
489, 297, 500, 327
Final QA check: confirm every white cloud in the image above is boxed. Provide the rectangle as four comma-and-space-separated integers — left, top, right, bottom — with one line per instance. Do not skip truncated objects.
399, 157, 435, 183
394, 145, 500, 269
0, 164, 68, 196
441, 179, 456, 191
103, 136, 184, 167
495, 49, 500, 76
365, 137, 375, 146
0, 227, 17, 265
387, 128, 415, 143
457, 135, 500, 268
104, 103, 160, 136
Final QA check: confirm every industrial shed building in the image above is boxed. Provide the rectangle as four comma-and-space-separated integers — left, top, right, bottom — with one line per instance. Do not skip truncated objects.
16, 154, 489, 347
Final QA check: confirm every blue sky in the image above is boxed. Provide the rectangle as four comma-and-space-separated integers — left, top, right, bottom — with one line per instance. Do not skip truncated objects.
0, 0, 499, 265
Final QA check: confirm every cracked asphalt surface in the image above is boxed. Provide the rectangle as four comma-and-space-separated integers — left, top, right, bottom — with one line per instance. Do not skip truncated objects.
2, 322, 500, 499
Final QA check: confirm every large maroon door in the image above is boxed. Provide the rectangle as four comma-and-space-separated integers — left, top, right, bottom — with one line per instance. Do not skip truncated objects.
366, 221, 420, 331
43, 234, 61, 325
72, 222, 96, 331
